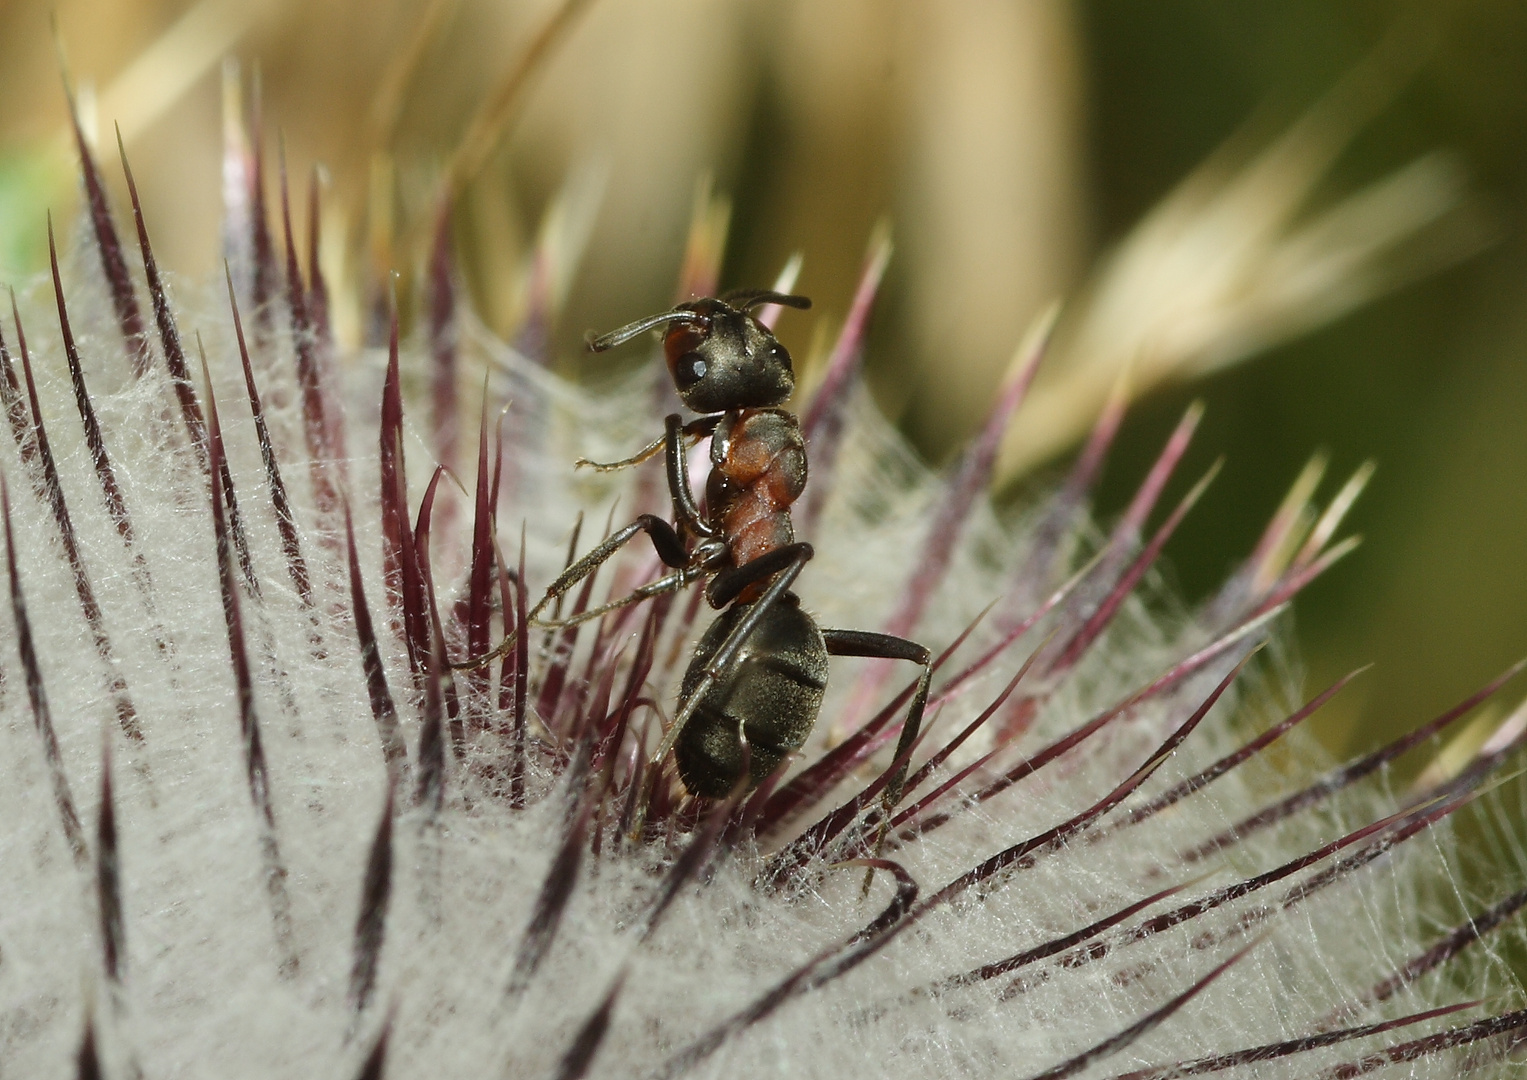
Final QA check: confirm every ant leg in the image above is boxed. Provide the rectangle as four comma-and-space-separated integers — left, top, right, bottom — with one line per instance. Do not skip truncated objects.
705, 543, 815, 609
576, 412, 718, 496
664, 413, 722, 538
646, 544, 815, 775
451, 514, 688, 670
576, 432, 666, 472
819, 629, 932, 841
541, 514, 687, 608
533, 568, 690, 630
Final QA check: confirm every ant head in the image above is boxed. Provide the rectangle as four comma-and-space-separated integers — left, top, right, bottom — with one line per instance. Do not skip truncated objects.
588, 291, 811, 413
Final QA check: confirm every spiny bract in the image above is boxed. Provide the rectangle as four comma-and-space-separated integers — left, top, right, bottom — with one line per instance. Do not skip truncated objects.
0, 79, 1524, 1080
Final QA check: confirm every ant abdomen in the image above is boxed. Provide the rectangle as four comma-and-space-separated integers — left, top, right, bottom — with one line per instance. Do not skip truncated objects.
675, 594, 828, 799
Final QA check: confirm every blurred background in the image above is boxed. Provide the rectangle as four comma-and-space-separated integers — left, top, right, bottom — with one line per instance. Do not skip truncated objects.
0, 0, 1523, 756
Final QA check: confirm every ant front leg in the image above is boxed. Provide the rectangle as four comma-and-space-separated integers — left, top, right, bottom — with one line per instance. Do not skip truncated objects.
820, 629, 932, 847
662, 413, 721, 540
544, 412, 727, 627
576, 414, 719, 489
575, 411, 720, 544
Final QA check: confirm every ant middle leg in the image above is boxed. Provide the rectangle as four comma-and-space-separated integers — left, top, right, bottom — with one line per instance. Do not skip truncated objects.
457, 416, 720, 672
705, 542, 815, 609
537, 514, 688, 617
452, 513, 689, 670
533, 567, 691, 632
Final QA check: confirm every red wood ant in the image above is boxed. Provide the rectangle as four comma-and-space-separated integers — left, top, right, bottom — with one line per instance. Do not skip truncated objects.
465, 290, 931, 817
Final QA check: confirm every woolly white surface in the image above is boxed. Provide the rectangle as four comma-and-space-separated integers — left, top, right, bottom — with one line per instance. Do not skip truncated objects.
0, 256, 1516, 1079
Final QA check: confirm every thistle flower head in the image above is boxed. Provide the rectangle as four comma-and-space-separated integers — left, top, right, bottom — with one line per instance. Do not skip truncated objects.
0, 30, 1524, 1080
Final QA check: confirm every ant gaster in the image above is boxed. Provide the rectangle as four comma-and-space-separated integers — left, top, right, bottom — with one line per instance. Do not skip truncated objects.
463, 290, 931, 821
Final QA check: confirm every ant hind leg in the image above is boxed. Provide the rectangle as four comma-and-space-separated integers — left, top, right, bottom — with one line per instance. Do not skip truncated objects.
705, 542, 814, 609
820, 629, 932, 843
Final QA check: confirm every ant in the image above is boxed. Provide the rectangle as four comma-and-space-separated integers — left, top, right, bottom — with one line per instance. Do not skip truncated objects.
464, 290, 931, 822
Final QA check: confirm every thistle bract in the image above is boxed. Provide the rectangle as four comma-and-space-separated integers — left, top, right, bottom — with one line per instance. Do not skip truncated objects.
0, 75, 1523, 1080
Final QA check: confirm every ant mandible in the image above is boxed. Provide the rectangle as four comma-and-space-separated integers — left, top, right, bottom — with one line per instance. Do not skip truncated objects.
465, 289, 931, 817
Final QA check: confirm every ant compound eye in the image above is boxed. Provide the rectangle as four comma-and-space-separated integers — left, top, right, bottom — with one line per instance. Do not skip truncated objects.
674, 352, 708, 390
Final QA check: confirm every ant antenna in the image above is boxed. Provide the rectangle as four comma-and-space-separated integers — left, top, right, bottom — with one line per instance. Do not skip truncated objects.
586, 310, 705, 352
722, 290, 812, 313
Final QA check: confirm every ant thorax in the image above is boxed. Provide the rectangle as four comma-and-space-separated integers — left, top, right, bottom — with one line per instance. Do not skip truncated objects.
705, 407, 808, 580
